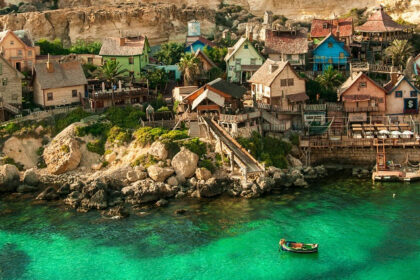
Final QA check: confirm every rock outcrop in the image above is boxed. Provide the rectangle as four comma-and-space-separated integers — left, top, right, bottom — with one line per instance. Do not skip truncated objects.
148, 141, 168, 161
43, 124, 82, 175
0, 164, 20, 192
171, 148, 199, 178
147, 165, 174, 182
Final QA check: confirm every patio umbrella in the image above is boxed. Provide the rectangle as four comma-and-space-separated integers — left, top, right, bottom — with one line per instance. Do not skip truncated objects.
379, 130, 390, 134
391, 131, 401, 135
402, 131, 414, 135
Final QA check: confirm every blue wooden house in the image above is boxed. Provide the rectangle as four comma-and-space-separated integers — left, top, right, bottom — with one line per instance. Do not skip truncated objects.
312, 33, 350, 72
185, 36, 216, 53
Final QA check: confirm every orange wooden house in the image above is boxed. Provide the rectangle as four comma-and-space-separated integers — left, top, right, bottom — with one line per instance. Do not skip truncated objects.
183, 78, 246, 115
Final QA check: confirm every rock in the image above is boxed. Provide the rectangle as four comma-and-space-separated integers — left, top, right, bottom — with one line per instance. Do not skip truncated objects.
175, 191, 186, 199
287, 154, 303, 168
43, 124, 82, 174
17, 184, 38, 193
137, 171, 147, 180
290, 145, 300, 158
23, 168, 39, 186
64, 191, 84, 208
256, 176, 275, 193
294, 178, 308, 187
36, 187, 58, 200
0, 164, 20, 192
195, 168, 212, 181
103, 206, 129, 219
124, 180, 177, 204
147, 165, 174, 182
155, 199, 168, 207
198, 178, 222, 198
126, 170, 139, 182
148, 141, 168, 160
267, 166, 281, 175
105, 152, 117, 163
167, 176, 178, 186
171, 147, 199, 178
91, 163, 103, 171
57, 184, 71, 196
88, 189, 108, 209
174, 209, 187, 215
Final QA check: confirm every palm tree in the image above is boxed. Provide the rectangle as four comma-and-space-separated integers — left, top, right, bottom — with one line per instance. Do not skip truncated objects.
178, 52, 201, 86
315, 66, 345, 101
385, 40, 414, 67
96, 60, 127, 106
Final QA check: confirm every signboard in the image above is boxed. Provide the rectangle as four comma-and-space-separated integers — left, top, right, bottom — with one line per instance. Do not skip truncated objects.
404, 98, 418, 114
348, 112, 367, 122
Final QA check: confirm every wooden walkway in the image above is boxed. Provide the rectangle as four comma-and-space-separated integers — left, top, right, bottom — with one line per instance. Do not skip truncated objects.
300, 137, 420, 149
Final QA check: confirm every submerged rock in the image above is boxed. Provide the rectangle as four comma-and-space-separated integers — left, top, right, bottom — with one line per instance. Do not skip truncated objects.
36, 187, 58, 200
155, 198, 168, 207
0, 164, 20, 192
17, 184, 38, 193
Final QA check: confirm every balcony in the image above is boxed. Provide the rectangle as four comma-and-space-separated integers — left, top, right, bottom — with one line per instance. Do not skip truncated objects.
344, 106, 379, 113
88, 88, 149, 100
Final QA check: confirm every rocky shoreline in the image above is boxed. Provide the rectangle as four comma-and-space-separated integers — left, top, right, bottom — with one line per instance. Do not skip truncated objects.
0, 161, 329, 219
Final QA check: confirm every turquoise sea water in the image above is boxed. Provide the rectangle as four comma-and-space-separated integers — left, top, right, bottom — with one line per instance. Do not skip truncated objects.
0, 178, 419, 280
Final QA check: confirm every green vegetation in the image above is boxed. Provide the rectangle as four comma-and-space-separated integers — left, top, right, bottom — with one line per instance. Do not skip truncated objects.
182, 138, 207, 158
87, 140, 105, 155
178, 52, 201, 86
131, 154, 158, 168
142, 68, 169, 91
173, 100, 180, 113
95, 60, 128, 107
36, 39, 102, 55
75, 122, 111, 137
2, 122, 20, 134
385, 39, 415, 67
82, 63, 98, 79
157, 106, 170, 112
199, 159, 216, 173
60, 145, 70, 153
53, 107, 91, 135
105, 106, 145, 129
134, 127, 167, 146
305, 67, 346, 102
107, 126, 131, 145
203, 46, 228, 70
154, 42, 185, 65
237, 132, 291, 169
290, 133, 300, 146
340, 8, 367, 26
2, 157, 24, 171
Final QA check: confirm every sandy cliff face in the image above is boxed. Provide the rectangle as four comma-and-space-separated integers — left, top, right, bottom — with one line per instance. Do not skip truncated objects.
0, 4, 216, 45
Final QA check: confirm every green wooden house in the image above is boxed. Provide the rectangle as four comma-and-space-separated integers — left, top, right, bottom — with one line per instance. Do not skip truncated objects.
99, 36, 151, 79
224, 37, 264, 84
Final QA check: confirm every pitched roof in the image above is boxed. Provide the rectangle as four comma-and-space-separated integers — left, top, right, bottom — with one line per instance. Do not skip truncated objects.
100, 36, 147, 56
224, 37, 263, 62
313, 33, 351, 54
0, 55, 24, 79
264, 29, 308, 55
248, 59, 289, 87
186, 36, 216, 48
194, 49, 217, 68
310, 18, 353, 38
355, 6, 408, 33
338, 72, 385, 98
0, 30, 34, 47
34, 61, 87, 90
384, 75, 419, 93
287, 92, 309, 103
207, 78, 246, 99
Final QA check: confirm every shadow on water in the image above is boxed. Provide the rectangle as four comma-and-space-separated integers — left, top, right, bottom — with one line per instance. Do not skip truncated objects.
0, 243, 31, 280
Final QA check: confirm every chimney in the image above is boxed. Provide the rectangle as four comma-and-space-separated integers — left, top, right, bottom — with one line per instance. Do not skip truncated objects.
248, 32, 253, 42
46, 54, 54, 73
119, 37, 125, 46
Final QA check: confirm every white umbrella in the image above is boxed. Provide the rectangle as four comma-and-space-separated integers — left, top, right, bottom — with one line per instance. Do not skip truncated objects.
391, 131, 401, 135
379, 130, 390, 134
402, 131, 414, 135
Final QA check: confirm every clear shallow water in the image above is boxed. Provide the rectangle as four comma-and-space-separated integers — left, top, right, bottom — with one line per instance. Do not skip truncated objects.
0, 178, 419, 280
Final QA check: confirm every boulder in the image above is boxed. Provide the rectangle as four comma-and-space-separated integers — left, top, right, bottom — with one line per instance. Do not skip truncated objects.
0, 164, 20, 192
103, 206, 129, 219
294, 178, 308, 187
147, 165, 174, 182
36, 187, 58, 200
124, 180, 177, 204
43, 124, 82, 174
126, 170, 139, 182
64, 191, 84, 208
171, 148, 199, 178
105, 152, 117, 163
148, 141, 168, 160
88, 189, 108, 209
287, 154, 302, 168
57, 184, 71, 196
195, 168, 212, 181
155, 199, 168, 207
167, 176, 178, 186
197, 178, 222, 198
23, 169, 39, 186
17, 184, 38, 193
256, 176, 275, 193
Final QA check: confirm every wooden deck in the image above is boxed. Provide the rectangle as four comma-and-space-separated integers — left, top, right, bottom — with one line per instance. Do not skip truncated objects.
300, 137, 420, 149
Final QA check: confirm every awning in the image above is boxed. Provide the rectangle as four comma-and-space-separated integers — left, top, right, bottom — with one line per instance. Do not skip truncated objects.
287, 92, 309, 103
192, 89, 225, 110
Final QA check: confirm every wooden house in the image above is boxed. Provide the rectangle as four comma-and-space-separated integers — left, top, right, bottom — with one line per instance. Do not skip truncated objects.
264, 28, 308, 68
384, 75, 419, 116
33, 60, 87, 108
312, 33, 350, 72
194, 49, 217, 72
0, 55, 24, 121
310, 18, 353, 46
183, 78, 246, 115
185, 36, 216, 53
338, 72, 386, 122
0, 30, 40, 72
99, 36, 150, 79
224, 38, 264, 84
249, 59, 307, 109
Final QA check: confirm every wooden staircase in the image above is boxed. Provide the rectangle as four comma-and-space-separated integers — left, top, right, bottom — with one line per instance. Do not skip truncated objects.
188, 122, 200, 137
1, 102, 20, 115
376, 139, 387, 171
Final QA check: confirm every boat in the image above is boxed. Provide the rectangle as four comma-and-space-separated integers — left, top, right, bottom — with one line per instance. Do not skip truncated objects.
279, 239, 318, 253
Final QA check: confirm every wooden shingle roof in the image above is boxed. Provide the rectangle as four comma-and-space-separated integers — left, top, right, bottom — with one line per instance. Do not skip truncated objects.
310, 18, 353, 38
34, 61, 87, 90
100, 36, 147, 56
264, 30, 308, 55
355, 6, 408, 33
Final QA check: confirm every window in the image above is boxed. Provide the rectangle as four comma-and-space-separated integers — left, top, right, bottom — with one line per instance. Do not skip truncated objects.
17, 50, 23, 57
250, 58, 256, 65
10, 41, 14, 45
323, 23, 329, 29
87, 57, 93, 64
359, 82, 367, 88
410, 91, 417, 97
244, 44, 249, 49
286, 54, 292, 60
72, 90, 78, 98
395, 91, 403, 98
287, 79, 294, 86
328, 42, 333, 48
235, 58, 241, 64
2, 78, 7, 86
28, 50, 32, 57
280, 79, 287, 86
47, 92, 53, 101
129, 56, 134, 64
339, 52, 345, 59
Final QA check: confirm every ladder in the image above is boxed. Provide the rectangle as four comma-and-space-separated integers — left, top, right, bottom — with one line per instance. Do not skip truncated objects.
376, 138, 387, 171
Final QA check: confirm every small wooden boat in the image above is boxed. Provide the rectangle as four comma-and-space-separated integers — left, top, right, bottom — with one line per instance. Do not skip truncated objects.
279, 239, 318, 253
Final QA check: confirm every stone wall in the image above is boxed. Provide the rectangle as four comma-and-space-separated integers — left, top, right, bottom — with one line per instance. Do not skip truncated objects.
308, 147, 420, 167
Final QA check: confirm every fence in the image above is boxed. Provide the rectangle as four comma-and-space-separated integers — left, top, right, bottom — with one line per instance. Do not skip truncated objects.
0, 107, 78, 126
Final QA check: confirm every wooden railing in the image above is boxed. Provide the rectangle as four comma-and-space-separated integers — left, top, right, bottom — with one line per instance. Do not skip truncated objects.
219, 111, 261, 123
344, 106, 380, 113
262, 122, 288, 132
300, 136, 419, 149
256, 102, 301, 113
88, 88, 149, 99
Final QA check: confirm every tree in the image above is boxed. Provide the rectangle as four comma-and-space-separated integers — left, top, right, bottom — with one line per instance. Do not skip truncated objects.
203, 46, 228, 70
178, 53, 201, 86
385, 39, 415, 67
155, 42, 185, 65
315, 66, 345, 101
142, 68, 169, 92
36, 39, 69, 55
69, 40, 102, 55
95, 60, 128, 106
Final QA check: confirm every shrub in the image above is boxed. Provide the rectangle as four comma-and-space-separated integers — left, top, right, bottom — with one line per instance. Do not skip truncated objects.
54, 107, 90, 135
157, 106, 170, 112
199, 159, 215, 173
36, 147, 44, 156
182, 138, 207, 158
105, 106, 145, 129
160, 130, 188, 142
87, 139, 105, 155
133, 126, 167, 146
75, 122, 111, 137
107, 126, 131, 145
2, 122, 20, 134
131, 154, 158, 168
61, 145, 70, 153
290, 133, 300, 146
2, 157, 24, 171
